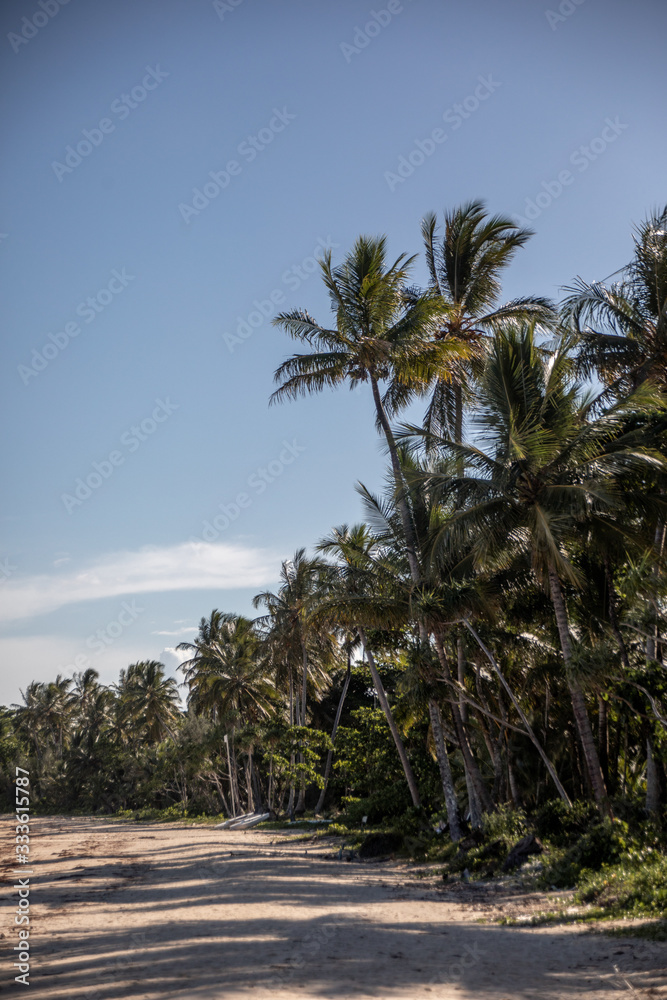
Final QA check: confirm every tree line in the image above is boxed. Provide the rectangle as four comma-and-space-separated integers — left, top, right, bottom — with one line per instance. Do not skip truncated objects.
3, 201, 667, 840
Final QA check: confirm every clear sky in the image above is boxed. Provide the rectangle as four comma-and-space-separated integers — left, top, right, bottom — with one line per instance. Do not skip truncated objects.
1, 0, 665, 706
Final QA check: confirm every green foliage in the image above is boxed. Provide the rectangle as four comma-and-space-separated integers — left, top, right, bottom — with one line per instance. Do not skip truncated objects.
482, 804, 528, 845
533, 799, 599, 846
541, 820, 630, 888
575, 853, 667, 919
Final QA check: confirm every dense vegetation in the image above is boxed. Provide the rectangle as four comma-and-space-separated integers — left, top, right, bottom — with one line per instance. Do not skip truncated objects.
3, 202, 667, 921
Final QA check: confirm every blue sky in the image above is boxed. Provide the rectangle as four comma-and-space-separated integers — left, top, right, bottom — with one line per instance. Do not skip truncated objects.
1, 0, 665, 705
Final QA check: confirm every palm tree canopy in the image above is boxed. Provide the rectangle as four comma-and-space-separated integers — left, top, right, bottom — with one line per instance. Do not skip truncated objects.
419, 200, 556, 441
562, 206, 667, 393
408, 321, 667, 588
271, 234, 466, 420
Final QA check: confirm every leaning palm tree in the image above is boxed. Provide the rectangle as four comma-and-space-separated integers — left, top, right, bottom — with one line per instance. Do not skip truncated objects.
272, 235, 465, 583
420, 200, 556, 444
562, 206, 667, 396
412, 320, 667, 813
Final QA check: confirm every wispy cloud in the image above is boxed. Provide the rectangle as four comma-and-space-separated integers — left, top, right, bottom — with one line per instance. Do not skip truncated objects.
0, 542, 279, 624
151, 626, 198, 636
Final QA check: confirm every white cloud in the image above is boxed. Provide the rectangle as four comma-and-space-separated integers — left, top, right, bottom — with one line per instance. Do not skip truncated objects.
0, 636, 193, 708
151, 626, 198, 636
0, 542, 279, 624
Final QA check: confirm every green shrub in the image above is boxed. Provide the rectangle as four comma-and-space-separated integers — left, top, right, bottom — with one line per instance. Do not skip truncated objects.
541, 819, 630, 887
575, 853, 667, 919
533, 799, 598, 846
341, 784, 413, 826
482, 804, 528, 845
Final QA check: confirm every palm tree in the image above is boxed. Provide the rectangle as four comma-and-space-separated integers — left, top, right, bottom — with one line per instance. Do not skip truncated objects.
415, 320, 667, 812
117, 661, 181, 743
254, 551, 339, 812
562, 206, 667, 396
272, 235, 465, 583
253, 550, 337, 729
179, 612, 274, 724
420, 200, 556, 444
316, 524, 422, 808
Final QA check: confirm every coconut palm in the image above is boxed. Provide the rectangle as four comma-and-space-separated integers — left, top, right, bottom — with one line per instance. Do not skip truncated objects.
562, 206, 667, 396
420, 200, 556, 444
413, 320, 667, 812
252, 550, 338, 728
272, 235, 468, 582
315, 523, 421, 808
253, 551, 339, 812
117, 661, 181, 743
180, 614, 274, 724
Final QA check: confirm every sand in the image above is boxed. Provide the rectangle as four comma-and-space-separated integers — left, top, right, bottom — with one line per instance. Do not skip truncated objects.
4, 816, 667, 998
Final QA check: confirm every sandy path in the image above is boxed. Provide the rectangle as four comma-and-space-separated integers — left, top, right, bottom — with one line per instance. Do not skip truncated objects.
4, 816, 666, 999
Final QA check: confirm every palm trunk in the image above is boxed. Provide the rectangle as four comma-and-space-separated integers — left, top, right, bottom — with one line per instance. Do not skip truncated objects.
295, 641, 308, 813
548, 566, 611, 815
454, 380, 464, 476
357, 627, 420, 808
287, 672, 295, 819
432, 627, 493, 814
369, 375, 421, 582
428, 698, 462, 841
224, 735, 236, 816
646, 737, 661, 815
647, 521, 665, 661
457, 636, 468, 724
598, 696, 609, 788
508, 754, 522, 808
300, 638, 308, 725
245, 752, 254, 812
463, 619, 572, 807
315, 656, 352, 814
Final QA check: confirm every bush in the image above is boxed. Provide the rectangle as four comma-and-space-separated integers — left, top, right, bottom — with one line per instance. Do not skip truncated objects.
541, 819, 630, 887
533, 799, 598, 847
575, 853, 667, 919
483, 804, 528, 845
341, 784, 413, 826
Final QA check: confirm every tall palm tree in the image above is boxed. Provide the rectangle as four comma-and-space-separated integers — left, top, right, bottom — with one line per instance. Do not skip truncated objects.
420, 200, 556, 444
415, 320, 667, 812
272, 235, 465, 583
562, 206, 667, 396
